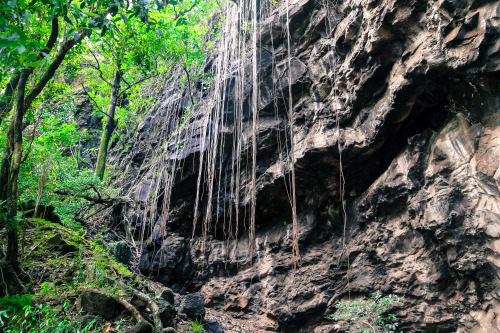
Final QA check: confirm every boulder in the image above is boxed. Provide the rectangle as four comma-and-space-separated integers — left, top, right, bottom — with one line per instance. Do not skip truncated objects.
46, 234, 77, 255
204, 320, 224, 333
178, 294, 205, 320
46, 234, 63, 246
160, 288, 175, 304
19, 201, 61, 224
80, 290, 116, 319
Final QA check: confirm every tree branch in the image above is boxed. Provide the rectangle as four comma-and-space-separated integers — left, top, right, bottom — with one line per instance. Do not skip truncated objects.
80, 83, 111, 118
0, 18, 58, 126
53, 189, 115, 204
121, 76, 132, 87
118, 75, 153, 97
38, 18, 59, 60
24, 38, 76, 111
182, 66, 195, 106
174, 1, 198, 20
88, 183, 103, 202
88, 48, 112, 87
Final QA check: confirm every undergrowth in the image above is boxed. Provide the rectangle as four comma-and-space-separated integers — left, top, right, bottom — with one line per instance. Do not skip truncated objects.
188, 319, 205, 332
24, 219, 134, 296
1, 298, 99, 333
0, 218, 143, 332
326, 292, 404, 333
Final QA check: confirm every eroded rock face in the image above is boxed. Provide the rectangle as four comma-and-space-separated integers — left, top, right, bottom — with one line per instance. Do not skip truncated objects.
111, 0, 500, 331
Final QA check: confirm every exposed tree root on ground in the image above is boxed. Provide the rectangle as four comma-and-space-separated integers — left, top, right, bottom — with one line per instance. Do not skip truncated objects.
0, 260, 26, 297
117, 281, 164, 333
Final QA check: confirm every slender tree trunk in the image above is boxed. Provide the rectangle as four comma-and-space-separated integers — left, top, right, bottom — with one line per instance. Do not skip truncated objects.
0, 72, 21, 127
95, 68, 122, 180
0, 120, 14, 207
5, 69, 29, 270
0, 75, 23, 220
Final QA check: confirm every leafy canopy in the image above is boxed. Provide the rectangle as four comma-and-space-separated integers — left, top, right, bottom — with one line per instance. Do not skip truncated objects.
0, 0, 220, 224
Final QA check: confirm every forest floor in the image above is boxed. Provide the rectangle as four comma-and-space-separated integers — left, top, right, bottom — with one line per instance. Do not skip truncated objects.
0, 218, 265, 333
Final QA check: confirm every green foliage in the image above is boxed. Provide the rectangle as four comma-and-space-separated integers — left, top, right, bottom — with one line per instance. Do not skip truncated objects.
189, 319, 205, 332
80, 0, 220, 148
59, 0, 222, 180
0, 222, 145, 333
1, 300, 99, 333
0, 0, 157, 74
12, 105, 101, 225
0, 0, 222, 202
326, 292, 404, 333
0, 294, 32, 325
19, 220, 133, 303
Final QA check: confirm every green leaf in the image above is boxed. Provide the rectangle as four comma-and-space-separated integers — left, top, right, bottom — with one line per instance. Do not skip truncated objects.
64, 28, 76, 38
0, 39, 11, 48
175, 18, 189, 26
27, 59, 43, 67
64, 16, 73, 26
100, 25, 108, 37
85, 11, 100, 17
8, 25, 27, 39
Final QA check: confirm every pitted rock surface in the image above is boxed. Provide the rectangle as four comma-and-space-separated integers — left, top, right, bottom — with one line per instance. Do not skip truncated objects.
103, 0, 500, 331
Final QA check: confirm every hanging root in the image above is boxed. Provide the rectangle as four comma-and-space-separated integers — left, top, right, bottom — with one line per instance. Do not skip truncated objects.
284, 0, 300, 271
249, 0, 259, 263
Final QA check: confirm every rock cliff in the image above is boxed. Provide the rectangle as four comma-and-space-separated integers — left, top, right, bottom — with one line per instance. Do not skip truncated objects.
109, 0, 500, 331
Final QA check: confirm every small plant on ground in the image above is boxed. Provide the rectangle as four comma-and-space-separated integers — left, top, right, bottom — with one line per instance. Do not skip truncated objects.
0, 294, 32, 325
189, 319, 205, 332
325, 292, 404, 333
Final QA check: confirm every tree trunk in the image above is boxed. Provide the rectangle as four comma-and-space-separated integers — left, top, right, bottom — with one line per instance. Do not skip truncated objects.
5, 69, 30, 270
2, 36, 75, 273
95, 68, 122, 180
0, 119, 14, 207
0, 72, 21, 127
